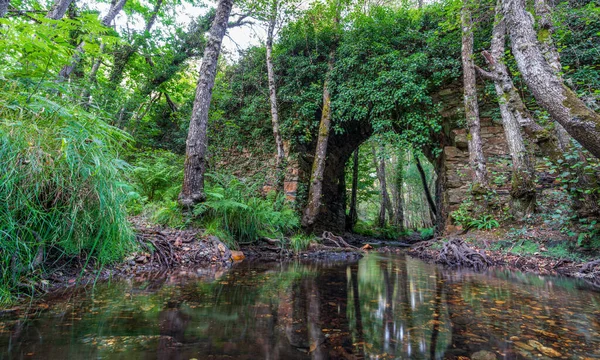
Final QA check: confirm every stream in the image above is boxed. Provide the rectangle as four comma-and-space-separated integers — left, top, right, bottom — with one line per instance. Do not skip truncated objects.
1, 252, 599, 359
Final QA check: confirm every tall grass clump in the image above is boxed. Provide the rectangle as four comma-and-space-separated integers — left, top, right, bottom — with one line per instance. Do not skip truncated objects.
0, 81, 134, 304
194, 174, 299, 247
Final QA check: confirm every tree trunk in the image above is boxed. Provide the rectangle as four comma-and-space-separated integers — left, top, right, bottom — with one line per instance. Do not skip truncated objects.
178, 0, 233, 208
372, 144, 393, 227
265, 2, 285, 191
0, 0, 9, 17
414, 154, 437, 219
46, 0, 73, 20
58, 0, 127, 80
302, 2, 341, 229
480, 3, 536, 217
101, 0, 127, 26
502, 0, 600, 159
302, 52, 335, 228
80, 43, 104, 107
391, 151, 405, 230
532, 0, 599, 216
534, 0, 561, 75
347, 149, 359, 231
108, 0, 163, 89
461, 0, 489, 191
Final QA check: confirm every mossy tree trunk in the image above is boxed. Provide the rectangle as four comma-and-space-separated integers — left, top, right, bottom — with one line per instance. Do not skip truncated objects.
461, 0, 489, 191
179, 0, 233, 208
478, 3, 536, 217
301, 51, 335, 228
503, 0, 600, 159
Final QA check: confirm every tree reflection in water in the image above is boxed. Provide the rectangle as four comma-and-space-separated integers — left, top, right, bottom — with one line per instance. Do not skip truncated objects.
1, 254, 600, 359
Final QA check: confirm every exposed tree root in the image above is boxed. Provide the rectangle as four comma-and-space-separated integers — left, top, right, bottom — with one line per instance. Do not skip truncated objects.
580, 259, 600, 273
136, 232, 177, 268
321, 231, 359, 249
436, 238, 492, 271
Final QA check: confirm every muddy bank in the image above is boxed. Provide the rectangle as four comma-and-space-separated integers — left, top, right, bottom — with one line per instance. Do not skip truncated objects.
29, 223, 367, 302
405, 235, 600, 288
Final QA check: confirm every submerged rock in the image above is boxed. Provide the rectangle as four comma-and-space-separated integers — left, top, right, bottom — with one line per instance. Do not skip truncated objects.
471, 350, 497, 360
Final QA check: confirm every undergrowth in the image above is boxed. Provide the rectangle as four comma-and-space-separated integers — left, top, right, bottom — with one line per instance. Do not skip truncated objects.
194, 174, 299, 248
0, 80, 135, 304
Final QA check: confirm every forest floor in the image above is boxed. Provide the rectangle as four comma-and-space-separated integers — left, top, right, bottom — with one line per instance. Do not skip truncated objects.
405, 226, 600, 288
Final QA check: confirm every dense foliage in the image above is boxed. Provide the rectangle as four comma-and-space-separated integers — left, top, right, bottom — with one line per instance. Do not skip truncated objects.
0, 0, 599, 304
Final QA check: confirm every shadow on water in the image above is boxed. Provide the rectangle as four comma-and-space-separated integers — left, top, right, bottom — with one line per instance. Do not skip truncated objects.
1, 253, 600, 359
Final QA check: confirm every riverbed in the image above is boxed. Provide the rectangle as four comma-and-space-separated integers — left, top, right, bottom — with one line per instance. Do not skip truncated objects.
1, 253, 599, 359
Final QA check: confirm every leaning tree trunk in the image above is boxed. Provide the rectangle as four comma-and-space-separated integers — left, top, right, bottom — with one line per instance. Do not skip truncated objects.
347, 149, 359, 231
414, 154, 437, 220
0, 0, 9, 17
479, 4, 536, 217
502, 0, 600, 159
58, 0, 128, 80
532, 0, 599, 216
372, 144, 394, 227
265, 2, 285, 191
461, 0, 489, 191
301, 51, 335, 228
178, 0, 233, 208
46, 0, 73, 20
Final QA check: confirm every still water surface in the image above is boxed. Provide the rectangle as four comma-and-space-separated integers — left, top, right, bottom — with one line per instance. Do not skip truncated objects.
1, 253, 600, 359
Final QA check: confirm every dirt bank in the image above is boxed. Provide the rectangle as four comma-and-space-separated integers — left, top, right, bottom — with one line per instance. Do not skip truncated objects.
404, 232, 600, 288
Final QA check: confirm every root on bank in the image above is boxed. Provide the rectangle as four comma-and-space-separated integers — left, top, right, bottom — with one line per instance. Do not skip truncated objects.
436, 238, 492, 271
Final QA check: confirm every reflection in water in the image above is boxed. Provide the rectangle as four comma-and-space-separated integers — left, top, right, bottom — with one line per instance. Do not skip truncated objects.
1, 253, 600, 359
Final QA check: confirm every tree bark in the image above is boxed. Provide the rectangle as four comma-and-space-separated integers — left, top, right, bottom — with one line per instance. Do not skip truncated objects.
265, 1, 285, 191
0, 0, 9, 17
502, 0, 600, 159
302, 1, 341, 229
58, 0, 127, 80
46, 0, 73, 20
372, 144, 394, 227
179, 0, 233, 208
347, 149, 359, 231
481, 3, 536, 217
414, 154, 437, 219
302, 52, 335, 228
461, 0, 489, 191
532, 0, 599, 216
390, 151, 404, 230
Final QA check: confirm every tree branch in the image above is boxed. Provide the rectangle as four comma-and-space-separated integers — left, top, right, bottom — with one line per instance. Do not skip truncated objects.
474, 65, 500, 82
227, 13, 253, 28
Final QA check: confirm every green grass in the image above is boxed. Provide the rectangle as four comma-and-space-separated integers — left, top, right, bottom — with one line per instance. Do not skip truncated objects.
289, 233, 316, 253
0, 80, 135, 304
